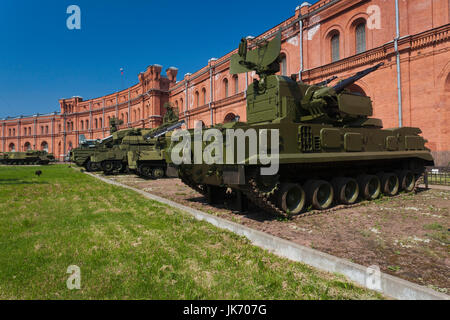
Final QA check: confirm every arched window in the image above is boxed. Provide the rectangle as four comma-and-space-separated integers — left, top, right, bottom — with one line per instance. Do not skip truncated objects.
9, 143, 15, 152
24, 142, 31, 151
121, 113, 124, 121
180, 98, 184, 109
13, 128, 15, 136
355, 22, 366, 54
99, 118, 102, 128
331, 34, 340, 62
8, 129, 11, 136
81, 120, 84, 130
86, 120, 89, 129
233, 75, 239, 94
195, 91, 199, 107
45, 126, 48, 134
126, 112, 128, 123
41, 141, 48, 152
175, 100, 179, 109
95, 119, 98, 129
280, 54, 287, 76
223, 78, 229, 98
346, 84, 367, 96
202, 88, 207, 105
108, 116, 111, 126
137, 108, 140, 120
224, 113, 236, 123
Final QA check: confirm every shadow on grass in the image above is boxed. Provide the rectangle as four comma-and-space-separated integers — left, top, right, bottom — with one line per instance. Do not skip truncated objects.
0, 178, 49, 185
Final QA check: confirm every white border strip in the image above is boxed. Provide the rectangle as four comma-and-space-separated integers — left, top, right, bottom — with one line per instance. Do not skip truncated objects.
86, 172, 449, 300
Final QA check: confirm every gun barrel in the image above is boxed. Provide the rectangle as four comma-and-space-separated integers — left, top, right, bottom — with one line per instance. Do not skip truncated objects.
314, 76, 338, 87
332, 62, 384, 94
147, 120, 185, 139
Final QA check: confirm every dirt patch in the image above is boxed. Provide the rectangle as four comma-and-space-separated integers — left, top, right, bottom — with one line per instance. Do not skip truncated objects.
103, 174, 450, 293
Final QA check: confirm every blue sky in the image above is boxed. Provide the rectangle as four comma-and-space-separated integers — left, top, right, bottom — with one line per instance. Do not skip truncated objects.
0, 0, 319, 118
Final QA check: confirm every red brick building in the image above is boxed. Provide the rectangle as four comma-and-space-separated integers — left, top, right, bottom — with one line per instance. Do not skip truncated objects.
1, 0, 449, 165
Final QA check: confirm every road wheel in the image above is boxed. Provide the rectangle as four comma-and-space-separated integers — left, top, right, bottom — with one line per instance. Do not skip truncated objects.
139, 164, 153, 178
304, 180, 334, 210
85, 160, 96, 172
332, 177, 359, 205
152, 167, 165, 179
277, 183, 306, 215
398, 170, 415, 192
357, 174, 381, 200
102, 161, 115, 174
378, 172, 399, 196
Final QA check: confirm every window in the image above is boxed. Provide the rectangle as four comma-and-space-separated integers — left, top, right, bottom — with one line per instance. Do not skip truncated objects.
24, 142, 31, 151
202, 88, 207, 105
99, 118, 102, 128
233, 75, 239, 94
41, 141, 48, 152
331, 34, 340, 62
355, 23, 366, 54
95, 119, 98, 129
280, 54, 287, 76
9, 143, 15, 152
45, 126, 48, 134
8, 129, 11, 136
223, 78, 229, 98
13, 129, 15, 136
195, 91, 199, 107
81, 120, 84, 130
86, 120, 89, 129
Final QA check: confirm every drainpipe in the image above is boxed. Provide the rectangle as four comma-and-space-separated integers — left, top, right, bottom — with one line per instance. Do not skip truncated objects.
209, 58, 217, 127
299, 18, 304, 80
395, 0, 403, 127
184, 74, 191, 128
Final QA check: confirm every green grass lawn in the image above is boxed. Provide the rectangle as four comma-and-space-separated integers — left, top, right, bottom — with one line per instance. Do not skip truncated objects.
0, 165, 382, 299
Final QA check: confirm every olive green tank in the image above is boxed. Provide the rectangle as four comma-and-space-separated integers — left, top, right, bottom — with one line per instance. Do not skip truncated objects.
91, 104, 184, 176
125, 119, 185, 179
70, 118, 130, 171
167, 30, 434, 216
0, 150, 55, 165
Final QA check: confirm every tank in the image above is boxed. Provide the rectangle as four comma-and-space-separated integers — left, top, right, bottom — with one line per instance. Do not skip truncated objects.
125, 119, 185, 178
91, 128, 150, 174
70, 118, 131, 171
122, 104, 185, 178
91, 104, 183, 176
167, 30, 434, 216
0, 150, 55, 165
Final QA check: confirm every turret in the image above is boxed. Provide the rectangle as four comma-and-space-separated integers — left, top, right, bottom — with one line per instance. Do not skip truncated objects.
229, 30, 384, 127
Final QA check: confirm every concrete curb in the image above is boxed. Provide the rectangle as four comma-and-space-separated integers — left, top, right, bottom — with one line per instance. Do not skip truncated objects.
86, 172, 449, 300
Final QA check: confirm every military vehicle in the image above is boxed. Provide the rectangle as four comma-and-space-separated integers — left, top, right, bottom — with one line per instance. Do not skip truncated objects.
168, 30, 434, 216
91, 127, 151, 174
0, 150, 55, 165
125, 119, 185, 178
70, 118, 128, 171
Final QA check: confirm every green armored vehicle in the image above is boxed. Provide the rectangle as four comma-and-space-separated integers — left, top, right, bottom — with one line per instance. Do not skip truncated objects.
168, 30, 434, 216
0, 150, 55, 165
70, 118, 129, 171
125, 119, 185, 178
91, 103, 184, 177
91, 127, 152, 174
